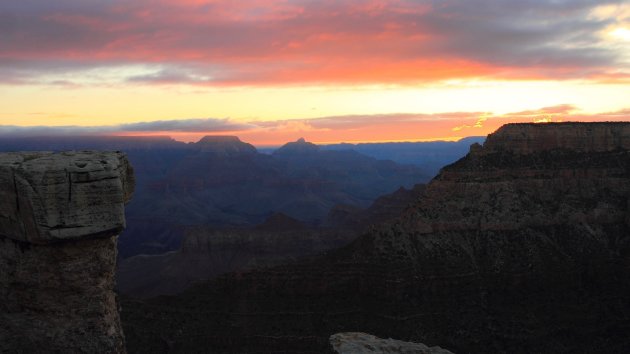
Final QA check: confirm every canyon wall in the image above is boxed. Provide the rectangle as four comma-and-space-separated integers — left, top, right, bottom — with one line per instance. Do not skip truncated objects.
0, 152, 134, 353
481, 122, 630, 154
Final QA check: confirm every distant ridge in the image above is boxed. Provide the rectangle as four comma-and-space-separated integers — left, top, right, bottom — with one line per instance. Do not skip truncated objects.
194, 135, 257, 155
273, 137, 320, 155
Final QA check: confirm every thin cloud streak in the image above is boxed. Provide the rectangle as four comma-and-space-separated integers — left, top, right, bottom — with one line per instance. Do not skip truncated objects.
0, 118, 253, 137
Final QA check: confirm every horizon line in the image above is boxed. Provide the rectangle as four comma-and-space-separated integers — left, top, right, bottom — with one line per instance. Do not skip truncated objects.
0, 133, 486, 148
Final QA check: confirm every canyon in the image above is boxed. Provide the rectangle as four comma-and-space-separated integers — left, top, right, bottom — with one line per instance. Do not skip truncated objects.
3, 123, 629, 353
121, 123, 630, 353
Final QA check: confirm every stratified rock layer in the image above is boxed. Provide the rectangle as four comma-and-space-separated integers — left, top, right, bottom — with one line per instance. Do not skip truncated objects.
0, 151, 134, 353
330, 332, 454, 354
482, 122, 630, 154
122, 123, 630, 353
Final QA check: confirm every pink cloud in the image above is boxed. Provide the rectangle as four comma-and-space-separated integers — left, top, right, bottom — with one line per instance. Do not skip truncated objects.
0, 0, 627, 85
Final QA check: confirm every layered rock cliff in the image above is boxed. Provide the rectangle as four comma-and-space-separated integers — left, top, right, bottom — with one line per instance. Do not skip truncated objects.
122, 122, 630, 353
0, 151, 134, 353
481, 122, 630, 154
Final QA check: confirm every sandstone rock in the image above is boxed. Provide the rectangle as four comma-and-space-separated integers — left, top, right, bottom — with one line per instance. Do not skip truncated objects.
0, 151, 134, 244
0, 151, 134, 353
330, 332, 454, 354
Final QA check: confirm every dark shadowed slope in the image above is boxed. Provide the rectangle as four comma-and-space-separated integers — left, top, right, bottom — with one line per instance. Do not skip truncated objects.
325, 183, 426, 231
118, 183, 427, 298
122, 123, 630, 354
117, 214, 353, 298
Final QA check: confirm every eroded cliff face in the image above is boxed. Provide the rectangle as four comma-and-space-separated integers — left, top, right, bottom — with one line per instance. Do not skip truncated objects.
0, 151, 134, 353
122, 123, 630, 353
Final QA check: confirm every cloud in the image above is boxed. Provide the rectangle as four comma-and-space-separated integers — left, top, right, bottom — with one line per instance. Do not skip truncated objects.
257, 111, 485, 131
506, 104, 578, 116
0, 0, 628, 85
0, 118, 253, 137
449, 105, 630, 134
119, 118, 253, 132
452, 114, 490, 132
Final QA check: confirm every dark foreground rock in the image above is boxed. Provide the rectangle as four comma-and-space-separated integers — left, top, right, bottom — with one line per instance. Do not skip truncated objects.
0, 151, 134, 353
122, 123, 630, 353
330, 332, 453, 354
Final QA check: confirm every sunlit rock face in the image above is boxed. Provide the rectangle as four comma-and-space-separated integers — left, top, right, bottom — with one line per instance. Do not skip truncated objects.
123, 123, 630, 354
0, 151, 134, 353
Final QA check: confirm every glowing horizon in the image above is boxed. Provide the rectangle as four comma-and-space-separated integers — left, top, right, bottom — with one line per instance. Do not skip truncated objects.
3, 104, 629, 147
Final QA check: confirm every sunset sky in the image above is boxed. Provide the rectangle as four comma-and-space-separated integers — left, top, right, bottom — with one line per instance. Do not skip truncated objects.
1, 0, 629, 146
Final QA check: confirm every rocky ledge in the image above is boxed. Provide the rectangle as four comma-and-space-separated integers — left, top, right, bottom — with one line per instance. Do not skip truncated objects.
0, 151, 134, 353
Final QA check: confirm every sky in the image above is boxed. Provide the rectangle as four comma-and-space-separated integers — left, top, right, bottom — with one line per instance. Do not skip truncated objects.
0, 0, 629, 146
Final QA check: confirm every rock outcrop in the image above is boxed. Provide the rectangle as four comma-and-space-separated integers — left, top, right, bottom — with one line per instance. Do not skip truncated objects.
330, 333, 453, 354
0, 151, 134, 353
121, 122, 630, 353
